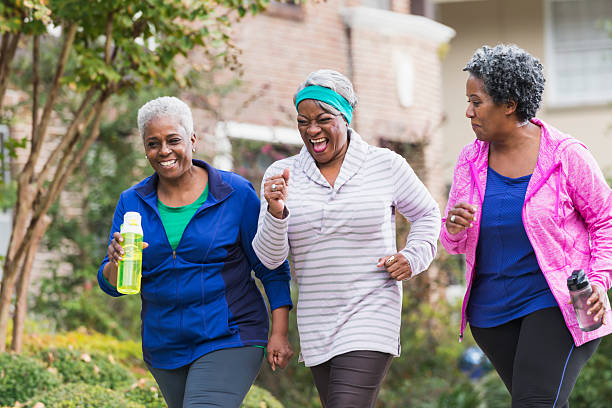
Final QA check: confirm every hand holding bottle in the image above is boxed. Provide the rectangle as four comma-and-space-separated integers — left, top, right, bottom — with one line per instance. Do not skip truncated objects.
107, 232, 149, 266
104, 212, 148, 292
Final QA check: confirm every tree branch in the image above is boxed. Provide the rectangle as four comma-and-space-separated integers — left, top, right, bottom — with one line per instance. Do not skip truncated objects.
35, 87, 98, 192
105, 12, 114, 65
24, 22, 77, 183
31, 35, 40, 142
0, 32, 22, 114
45, 92, 111, 211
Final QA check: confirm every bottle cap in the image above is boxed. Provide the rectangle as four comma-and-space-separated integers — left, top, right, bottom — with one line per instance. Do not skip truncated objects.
567, 269, 589, 291
121, 212, 143, 235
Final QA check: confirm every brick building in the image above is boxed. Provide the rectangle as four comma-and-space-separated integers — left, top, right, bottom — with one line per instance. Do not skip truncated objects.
190, 0, 454, 201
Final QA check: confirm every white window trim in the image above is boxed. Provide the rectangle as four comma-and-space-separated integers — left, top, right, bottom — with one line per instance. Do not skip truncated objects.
341, 6, 455, 44
0, 124, 13, 260
544, 0, 612, 108
213, 121, 302, 171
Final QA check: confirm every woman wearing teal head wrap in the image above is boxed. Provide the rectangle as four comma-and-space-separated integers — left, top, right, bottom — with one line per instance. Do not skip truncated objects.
252, 69, 441, 408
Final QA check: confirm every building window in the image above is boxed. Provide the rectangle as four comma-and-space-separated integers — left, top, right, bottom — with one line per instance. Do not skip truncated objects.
545, 0, 612, 107
410, 0, 433, 18
0, 124, 13, 260
361, 0, 391, 10
266, 0, 304, 21
214, 121, 303, 192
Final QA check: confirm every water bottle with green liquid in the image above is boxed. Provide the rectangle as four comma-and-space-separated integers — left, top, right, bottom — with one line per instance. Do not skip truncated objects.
118, 211, 143, 295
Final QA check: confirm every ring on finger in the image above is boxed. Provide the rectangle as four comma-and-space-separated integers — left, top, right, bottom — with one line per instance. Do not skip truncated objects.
385, 255, 396, 266
450, 214, 456, 223
271, 183, 277, 192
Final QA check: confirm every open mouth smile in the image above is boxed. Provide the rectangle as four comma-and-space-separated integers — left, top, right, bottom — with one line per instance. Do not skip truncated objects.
310, 137, 328, 153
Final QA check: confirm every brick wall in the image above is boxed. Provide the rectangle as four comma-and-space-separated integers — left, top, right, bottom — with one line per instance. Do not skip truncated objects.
191, 2, 454, 202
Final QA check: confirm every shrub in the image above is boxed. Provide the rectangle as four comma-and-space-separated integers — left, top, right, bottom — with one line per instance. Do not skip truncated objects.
39, 348, 134, 389
478, 372, 510, 407
24, 383, 144, 408
378, 376, 480, 408
570, 336, 612, 407
242, 385, 284, 408
23, 328, 143, 367
125, 379, 165, 408
0, 352, 60, 406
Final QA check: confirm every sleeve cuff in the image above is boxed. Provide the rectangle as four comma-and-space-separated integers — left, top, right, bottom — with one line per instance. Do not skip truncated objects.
262, 279, 293, 311
442, 226, 467, 242
97, 265, 123, 297
264, 209, 290, 228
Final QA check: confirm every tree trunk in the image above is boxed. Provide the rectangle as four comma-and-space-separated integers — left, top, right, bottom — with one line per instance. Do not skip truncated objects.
0, 183, 35, 352
11, 214, 51, 352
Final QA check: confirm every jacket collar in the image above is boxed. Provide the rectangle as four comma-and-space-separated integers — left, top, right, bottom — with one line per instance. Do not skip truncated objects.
295, 129, 368, 190
467, 118, 576, 204
135, 159, 233, 209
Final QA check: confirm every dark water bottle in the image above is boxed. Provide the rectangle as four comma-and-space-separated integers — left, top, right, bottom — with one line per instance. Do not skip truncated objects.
567, 269, 603, 332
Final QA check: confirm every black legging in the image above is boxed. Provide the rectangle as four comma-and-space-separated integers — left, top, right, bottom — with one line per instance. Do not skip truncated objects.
470, 307, 600, 408
310, 350, 393, 408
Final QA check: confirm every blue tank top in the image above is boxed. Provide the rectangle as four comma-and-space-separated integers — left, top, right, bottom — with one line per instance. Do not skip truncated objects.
467, 167, 558, 328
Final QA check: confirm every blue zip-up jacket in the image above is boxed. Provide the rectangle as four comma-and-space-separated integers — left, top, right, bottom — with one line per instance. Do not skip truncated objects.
98, 160, 292, 369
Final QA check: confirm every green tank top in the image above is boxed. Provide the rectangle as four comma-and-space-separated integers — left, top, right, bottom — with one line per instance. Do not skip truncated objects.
157, 184, 208, 251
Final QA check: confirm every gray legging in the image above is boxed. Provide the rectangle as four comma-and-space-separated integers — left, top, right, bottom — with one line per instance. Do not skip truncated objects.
310, 350, 393, 408
147, 346, 264, 408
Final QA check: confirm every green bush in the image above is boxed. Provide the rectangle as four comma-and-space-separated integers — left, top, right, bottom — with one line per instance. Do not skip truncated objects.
478, 372, 510, 408
378, 376, 480, 408
242, 384, 284, 408
437, 379, 481, 408
124, 379, 166, 408
24, 383, 144, 408
39, 348, 134, 389
0, 352, 60, 406
23, 328, 143, 368
570, 336, 612, 407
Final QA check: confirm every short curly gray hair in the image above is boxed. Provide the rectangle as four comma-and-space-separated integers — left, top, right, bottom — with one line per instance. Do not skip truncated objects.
464, 44, 545, 122
293, 69, 358, 120
137, 96, 194, 138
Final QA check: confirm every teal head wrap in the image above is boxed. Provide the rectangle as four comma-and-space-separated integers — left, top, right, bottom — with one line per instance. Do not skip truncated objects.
295, 85, 353, 124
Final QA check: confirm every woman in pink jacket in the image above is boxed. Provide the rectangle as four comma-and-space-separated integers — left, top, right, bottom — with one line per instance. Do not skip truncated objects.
441, 44, 612, 407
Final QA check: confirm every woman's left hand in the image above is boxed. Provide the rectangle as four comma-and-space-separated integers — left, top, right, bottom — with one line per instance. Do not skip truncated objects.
587, 284, 609, 324
267, 333, 294, 371
377, 253, 412, 281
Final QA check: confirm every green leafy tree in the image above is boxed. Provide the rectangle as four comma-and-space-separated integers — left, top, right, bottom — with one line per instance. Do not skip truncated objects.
0, 0, 270, 353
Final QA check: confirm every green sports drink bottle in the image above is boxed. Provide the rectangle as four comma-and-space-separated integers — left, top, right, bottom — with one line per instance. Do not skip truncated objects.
117, 211, 143, 295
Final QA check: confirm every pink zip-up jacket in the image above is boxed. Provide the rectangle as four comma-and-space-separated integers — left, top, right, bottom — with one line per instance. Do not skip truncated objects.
440, 118, 612, 346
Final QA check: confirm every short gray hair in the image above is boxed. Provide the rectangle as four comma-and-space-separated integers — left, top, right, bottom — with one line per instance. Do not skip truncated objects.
137, 96, 194, 138
464, 44, 545, 122
293, 70, 358, 119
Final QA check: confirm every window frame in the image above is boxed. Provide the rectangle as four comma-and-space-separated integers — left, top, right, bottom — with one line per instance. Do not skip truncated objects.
544, 0, 612, 108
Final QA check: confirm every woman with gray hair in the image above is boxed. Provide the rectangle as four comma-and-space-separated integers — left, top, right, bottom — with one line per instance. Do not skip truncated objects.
441, 44, 612, 406
253, 70, 441, 407
97, 96, 293, 408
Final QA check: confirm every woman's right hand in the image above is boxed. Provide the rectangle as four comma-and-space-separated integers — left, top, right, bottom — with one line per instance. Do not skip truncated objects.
107, 232, 125, 266
107, 232, 149, 266
446, 202, 477, 235
264, 168, 290, 219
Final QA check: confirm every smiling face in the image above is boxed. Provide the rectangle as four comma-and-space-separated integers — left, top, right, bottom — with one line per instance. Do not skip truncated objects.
297, 99, 349, 168
465, 75, 513, 142
143, 115, 196, 181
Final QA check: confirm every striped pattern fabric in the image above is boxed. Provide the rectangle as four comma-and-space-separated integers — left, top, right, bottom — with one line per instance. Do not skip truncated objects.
253, 131, 440, 367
